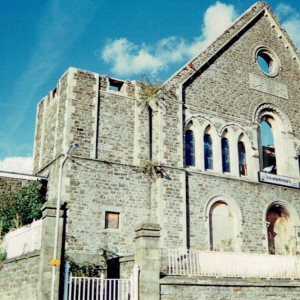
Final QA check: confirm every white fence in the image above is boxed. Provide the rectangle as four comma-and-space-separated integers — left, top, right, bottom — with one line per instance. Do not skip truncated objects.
67, 266, 139, 300
163, 249, 300, 279
1, 219, 42, 259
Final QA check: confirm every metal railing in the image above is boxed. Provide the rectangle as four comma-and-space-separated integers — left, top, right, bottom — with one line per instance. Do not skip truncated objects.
2, 219, 42, 259
163, 249, 300, 279
67, 265, 139, 300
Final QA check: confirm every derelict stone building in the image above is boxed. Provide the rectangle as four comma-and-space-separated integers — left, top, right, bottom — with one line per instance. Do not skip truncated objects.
31, 1, 300, 299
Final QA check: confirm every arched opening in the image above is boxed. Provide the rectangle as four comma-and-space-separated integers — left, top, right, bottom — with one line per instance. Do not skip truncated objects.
185, 129, 195, 167
238, 141, 247, 176
209, 202, 235, 251
221, 137, 230, 173
204, 133, 213, 170
260, 119, 276, 174
266, 204, 293, 254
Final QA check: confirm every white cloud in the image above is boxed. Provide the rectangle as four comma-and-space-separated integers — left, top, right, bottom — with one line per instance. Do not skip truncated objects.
275, 3, 295, 18
276, 3, 300, 49
101, 2, 237, 77
0, 157, 33, 174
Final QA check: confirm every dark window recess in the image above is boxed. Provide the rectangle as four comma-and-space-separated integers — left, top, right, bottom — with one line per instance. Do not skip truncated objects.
221, 137, 230, 173
185, 130, 195, 166
204, 134, 213, 170
77, 128, 83, 131
109, 78, 124, 92
105, 212, 120, 229
238, 141, 247, 176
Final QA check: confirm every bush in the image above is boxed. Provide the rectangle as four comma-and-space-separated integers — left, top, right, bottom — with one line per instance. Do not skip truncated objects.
0, 181, 46, 236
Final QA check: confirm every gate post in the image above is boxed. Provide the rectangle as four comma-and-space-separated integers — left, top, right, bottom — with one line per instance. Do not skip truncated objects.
135, 223, 161, 300
63, 261, 70, 300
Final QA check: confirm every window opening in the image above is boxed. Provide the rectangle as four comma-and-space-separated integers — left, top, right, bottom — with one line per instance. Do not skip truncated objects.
105, 212, 120, 229
238, 141, 247, 176
255, 47, 280, 77
204, 134, 213, 170
209, 202, 235, 251
266, 205, 293, 254
260, 120, 276, 174
148, 107, 153, 160
109, 78, 124, 92
257, 53, 272, 74
221, 137, 230, 173
185, 130, 195, 166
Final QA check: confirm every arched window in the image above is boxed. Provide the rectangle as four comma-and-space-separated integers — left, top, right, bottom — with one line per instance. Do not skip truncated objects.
209, 202, 235, 251
204, 134, 213, 170
238, 141, 247, 176
266, 204, 293, 254
221, 137, 230, 173
260, 119, 276, 174
185, 129, 195, 166
255, 105, 297, 177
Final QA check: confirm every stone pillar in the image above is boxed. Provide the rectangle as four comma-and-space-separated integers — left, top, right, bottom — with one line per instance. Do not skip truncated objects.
38, 199, 66, 300
135, 223, 161, 300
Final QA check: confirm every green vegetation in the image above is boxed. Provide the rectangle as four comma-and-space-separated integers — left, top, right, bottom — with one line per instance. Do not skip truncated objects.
0, 181, 46, 236
67, 246, 118, 277
139, 158, 160, 178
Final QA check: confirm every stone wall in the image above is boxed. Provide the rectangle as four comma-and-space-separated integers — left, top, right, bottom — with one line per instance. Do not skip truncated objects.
160, 277, 300, 300
0, 252, 40, 300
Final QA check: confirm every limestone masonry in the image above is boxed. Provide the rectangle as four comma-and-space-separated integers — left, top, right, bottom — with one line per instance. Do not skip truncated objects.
1, 1, 300, 299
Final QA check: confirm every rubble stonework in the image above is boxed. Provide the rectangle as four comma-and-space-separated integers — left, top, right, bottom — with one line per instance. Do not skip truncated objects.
1, 1, 298, 299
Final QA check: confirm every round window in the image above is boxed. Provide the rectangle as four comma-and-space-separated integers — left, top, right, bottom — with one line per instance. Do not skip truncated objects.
255, 46, 280, 77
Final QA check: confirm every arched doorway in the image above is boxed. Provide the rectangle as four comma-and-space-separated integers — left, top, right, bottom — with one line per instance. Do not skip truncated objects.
266, 204, 293, 254
209, 202, 235, 251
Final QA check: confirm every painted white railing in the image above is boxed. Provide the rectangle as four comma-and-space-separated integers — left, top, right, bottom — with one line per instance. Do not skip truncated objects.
1, 219, 42, 259
163, 249, 300, 279
67, 265, 139, 300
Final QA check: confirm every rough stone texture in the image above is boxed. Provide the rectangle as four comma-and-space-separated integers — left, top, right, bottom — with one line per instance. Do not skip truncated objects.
160, 277, 300, 300
0, 252, 40, 300
31, 2, 300, 299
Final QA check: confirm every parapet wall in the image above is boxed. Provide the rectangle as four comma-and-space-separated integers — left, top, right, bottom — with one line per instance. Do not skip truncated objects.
160, 277, 300, 300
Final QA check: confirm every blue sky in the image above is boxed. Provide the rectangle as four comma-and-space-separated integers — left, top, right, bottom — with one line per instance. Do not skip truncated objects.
0, 0, 299, 173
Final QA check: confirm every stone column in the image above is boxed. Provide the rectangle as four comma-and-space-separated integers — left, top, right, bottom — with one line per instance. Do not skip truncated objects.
135, 223, 161, 300
37, 199, 66, 300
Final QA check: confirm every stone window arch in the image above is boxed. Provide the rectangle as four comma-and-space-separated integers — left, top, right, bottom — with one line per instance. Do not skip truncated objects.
265, 202, 297, 255
260, 116, 277, 174
184, 123, 195, 167
255, 104, 297, 177
205, 196, 242, 252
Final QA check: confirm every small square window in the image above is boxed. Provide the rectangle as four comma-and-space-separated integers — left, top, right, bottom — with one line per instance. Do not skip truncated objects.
109, 78, 124, 92
105, 212, 120, 229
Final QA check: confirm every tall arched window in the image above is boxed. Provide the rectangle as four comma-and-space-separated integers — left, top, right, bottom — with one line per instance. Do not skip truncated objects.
260, 119, 276, 174
266, 204, 293, 254
238, 141, 247, 176
255, 105, 296, 177
185, 129, 195, 166
204, 134, 213, 170
209, 202, 235, 251
222, 137, 230, 173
